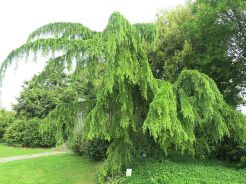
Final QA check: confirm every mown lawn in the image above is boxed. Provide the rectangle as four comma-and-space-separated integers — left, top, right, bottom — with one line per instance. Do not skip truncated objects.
113, 154, 246, 184
0, 143, 52, 158
2, 143, 245, 184
0, 153, 99, 184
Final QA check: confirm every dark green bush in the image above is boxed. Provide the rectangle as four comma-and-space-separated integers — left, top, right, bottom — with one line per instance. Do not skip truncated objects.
240, 156, 246, 168
215, 137, 246, 168
83, 139, 110, 161
0, 110, 15, 139
68, 132, 109, 161
4, 118, 56, 148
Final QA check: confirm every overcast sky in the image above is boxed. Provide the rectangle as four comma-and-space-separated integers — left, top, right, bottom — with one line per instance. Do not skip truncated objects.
0, 0, 245, 114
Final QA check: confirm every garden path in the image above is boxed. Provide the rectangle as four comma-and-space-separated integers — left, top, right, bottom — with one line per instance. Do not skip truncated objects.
0, 151, 67, 163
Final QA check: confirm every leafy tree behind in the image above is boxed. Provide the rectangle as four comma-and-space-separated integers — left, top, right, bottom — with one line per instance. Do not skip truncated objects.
151, 6, 193, 81
154, 0, 245, 107
12, 64, 73, 119
7, 61, 76, 147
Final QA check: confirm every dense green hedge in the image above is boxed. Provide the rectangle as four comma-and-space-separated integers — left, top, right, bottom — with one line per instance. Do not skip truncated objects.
0, 110, 15, 139
4, 118, 56, 148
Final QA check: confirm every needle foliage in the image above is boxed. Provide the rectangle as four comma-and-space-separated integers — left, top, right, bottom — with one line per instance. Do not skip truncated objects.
0, 12, 245, 182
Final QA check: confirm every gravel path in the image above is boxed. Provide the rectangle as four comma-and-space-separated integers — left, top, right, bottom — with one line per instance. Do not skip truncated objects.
0, 151, 67, 164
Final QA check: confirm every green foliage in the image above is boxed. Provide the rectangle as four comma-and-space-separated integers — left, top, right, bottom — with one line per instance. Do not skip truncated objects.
111, 154, 246, 184
27, 22, 94, 42
0, 110, 15, 139
12, 64, 73, 119
68, 133, 109, 161
188, 0, 246, 107
144, 70, 246, 158
155, 1, 246, 107
5, 64, 75, 148
134, 23, 158, 52
152, 6, 193, 81
13, 86, 58, 119
0, 22, 94, 84
215, 137, 246, 167
4, 118, 56, 148
144, 80, 192, 154
0, 10, 245, 183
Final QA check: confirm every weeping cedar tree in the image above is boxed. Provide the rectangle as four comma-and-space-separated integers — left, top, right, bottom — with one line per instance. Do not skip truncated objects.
0, 12, 245, 181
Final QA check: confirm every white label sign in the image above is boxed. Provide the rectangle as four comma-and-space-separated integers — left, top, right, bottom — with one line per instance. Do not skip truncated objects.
126, 169, 132, 177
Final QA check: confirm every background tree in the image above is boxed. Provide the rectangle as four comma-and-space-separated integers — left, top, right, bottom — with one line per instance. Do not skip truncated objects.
5, 59, 77, 147
154, 0, 245, 107
12, 65, 72, 119
151, 6, 193, 81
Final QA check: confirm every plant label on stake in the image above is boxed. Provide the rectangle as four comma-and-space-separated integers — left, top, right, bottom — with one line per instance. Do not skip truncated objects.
126, 169, 132, 177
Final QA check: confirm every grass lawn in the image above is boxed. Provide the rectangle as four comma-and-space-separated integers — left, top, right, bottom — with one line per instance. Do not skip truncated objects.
0, 153, 99, 184
113, 154, 246, 184
0, 143, 51, 158
2, 143, 245, 184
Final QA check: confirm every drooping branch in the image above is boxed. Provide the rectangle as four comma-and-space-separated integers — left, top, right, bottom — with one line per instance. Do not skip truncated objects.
144, 80, 192, 154
27, 22, 94, 42
0, 38, 86, 83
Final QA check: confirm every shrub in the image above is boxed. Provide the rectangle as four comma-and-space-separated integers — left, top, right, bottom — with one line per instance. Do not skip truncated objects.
240, 156, 246, 168
4, 118, 56, 147
0, 110, 15, 139
83, 139, 110, 161
68, 132, 109, 161
214, 137, 246, 168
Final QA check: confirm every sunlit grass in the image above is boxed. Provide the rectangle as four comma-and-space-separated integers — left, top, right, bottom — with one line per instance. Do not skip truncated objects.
0, 153, 99, 184
0, 143, 51, 158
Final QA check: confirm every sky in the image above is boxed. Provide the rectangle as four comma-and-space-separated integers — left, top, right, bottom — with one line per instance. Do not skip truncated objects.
0, 0, 245, 114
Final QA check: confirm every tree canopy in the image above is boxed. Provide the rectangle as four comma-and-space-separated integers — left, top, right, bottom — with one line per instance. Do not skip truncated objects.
0, 10, 245, 182
153, 0, 246, 107
12, 65, 72, 119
